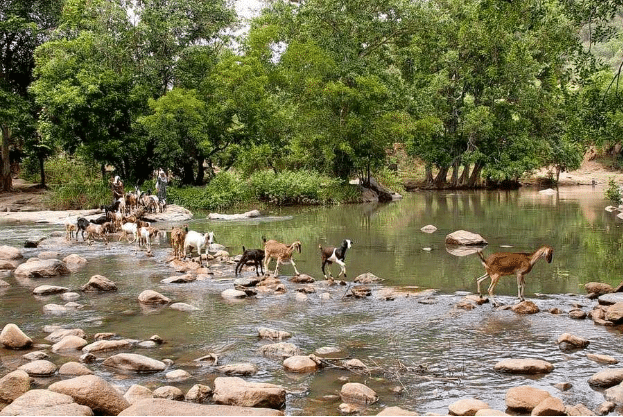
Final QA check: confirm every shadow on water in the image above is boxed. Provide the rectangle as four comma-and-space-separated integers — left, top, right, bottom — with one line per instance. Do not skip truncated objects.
0, 186, 622, 414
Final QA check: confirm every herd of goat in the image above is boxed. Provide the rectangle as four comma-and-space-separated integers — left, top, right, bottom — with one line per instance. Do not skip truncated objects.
63, 198, 354, 280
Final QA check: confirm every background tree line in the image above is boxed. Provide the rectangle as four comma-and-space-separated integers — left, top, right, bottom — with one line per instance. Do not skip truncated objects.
2, 0, 623, 192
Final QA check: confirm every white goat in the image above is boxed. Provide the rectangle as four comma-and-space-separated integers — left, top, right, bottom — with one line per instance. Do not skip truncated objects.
139, 226, 160, 252
121, 222, 138, 243
183, 230, 215, 265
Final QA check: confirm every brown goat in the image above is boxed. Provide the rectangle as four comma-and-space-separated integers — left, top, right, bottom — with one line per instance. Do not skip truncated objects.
85, 222, 113, 245
476, 245, 554, 306
263, 237, 302, 277
170, 225, 188, 259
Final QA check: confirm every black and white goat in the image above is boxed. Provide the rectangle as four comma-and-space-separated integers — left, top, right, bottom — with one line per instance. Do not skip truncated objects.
319, 239, 353, 279
235, 246, 265, 277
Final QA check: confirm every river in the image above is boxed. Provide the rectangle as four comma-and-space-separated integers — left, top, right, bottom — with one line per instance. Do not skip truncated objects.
0, 186, 622, 415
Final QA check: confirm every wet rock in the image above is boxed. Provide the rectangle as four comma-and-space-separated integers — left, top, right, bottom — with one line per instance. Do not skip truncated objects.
14, 259, 70, 278
0, 389, 93, 416
33, 284, 69, 296
294, 292, 308, 302
605, 302, 623, 323
0, 245, 22, 260
161, 274, 196, 284
339, 402, 362, 414
208, 210, 261, 220
557, 333, 589, 350
598, 293, 623, 305
343, 359, 367, 371
597, 401, 616, 414
445, 230, 487, 246
553, 382, 572, 391
585, 282, 614, 296
474, 409, 508, 416
283, 356, 319, 373
81, 275, 117, 292
123, 385, 153, 405
38, 251, 61, 259
153, 386, 184, 401
455, 298, 477, 310
221, 288, 247, 299
565, 404, 596, 416
137, 340, 158, 349
549, 307, 562, 314
217, 363, 258, 376
589, 369, 623, 388
0, 370, 30, 406
258, 327, 291, 340
52, 336, 88, 353
137, 290, 170, 305
212, 377, 286, 409
340, 382, 378, 405
80, 353, 96, 364
494, 359, 553, 374
289, 274, 315, 283
354, 273, 384, 284
315, 346, 342, 356
587, 353, 618, 365
448, 398, 489, 416
18, 359, 58, 377
377, 406, 419, 415
195, 353, 219, 365
605, 383, 623, 404
102, 353, 166, 373
118, 398, 283, 416
82, 339, 132, 353
568, 309, 587, 319
165, 369, 191, 381
59, 362, 93, 376
46, 328, 86, 343
185, 384, 212, 403
48, 375, 130, 415
531, 396, 565, 416
511, 301, 540, 314
94, 332, 116, 341
350, 285, 371, 298
24, 236, 45, 248
61, 292, 81, 301
505, 386, 551, 412
23, 351, 48, 361
0, 323, 32, 349
420, 225, 437, 233
43, 303, 70, 314
234, 277, 260, 287
63, 254, 88, 272
169, 302, 199, 312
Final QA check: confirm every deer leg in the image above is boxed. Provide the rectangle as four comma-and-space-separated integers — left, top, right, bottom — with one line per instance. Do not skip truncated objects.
476, 273, 489, 297
290, 259, 300, 276
517, 273, 525, 301
488, 275, 501, 306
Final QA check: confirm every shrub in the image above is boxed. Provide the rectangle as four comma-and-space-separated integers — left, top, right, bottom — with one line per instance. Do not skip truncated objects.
605, 177, 622, 205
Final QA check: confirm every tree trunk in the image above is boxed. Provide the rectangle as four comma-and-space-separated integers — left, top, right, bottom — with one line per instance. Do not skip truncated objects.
467, 162, 483, 187
425, 165, 434, 185
450, 159, 460, 187
182, 161, 194, 185
1, 125, 12, 192
458, 163, 470, 186
195, 157, 205, 186
434, 166, 449, 186
39, 155, 46, 187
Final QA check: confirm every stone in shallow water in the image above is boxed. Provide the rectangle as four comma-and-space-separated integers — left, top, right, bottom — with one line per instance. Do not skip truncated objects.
494, 359, 554, 374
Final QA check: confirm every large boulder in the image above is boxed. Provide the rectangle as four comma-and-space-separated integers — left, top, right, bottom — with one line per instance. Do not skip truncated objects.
102, 353, 167, 373
81, 275, 117, 292
259, 343, 301, 359
13, 259, 69, 278
0, 324, 32, 349
137, 290, 170, 305
494, 359, 553, 375
63, 254, 88, 272
212, 377, 286, 409
445, 230, 487, 246
0, 389, 93, 416
585, 282, 614, 296
340, 382, 378, 405
118, 398, 283, 416
0, 246, 22, 260
588, 369, 623, 388
48, 375, 130, 415
505, 386, 551, 412
82, 339, 132, 353
448, 398, 489, 416
0, 370, 30, 406
123, 385, 153, 405
17, 360, 57, 377
598, 293, 623, 305
605, 303, 623, 323
52, 336, 88, 353
283, 356, 319, 373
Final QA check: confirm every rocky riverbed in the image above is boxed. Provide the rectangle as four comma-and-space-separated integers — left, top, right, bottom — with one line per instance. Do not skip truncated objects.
1, 225, 623, 416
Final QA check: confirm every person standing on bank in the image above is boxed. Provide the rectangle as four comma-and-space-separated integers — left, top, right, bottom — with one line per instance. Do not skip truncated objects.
112, 175, 124, 202
156, 169, 168, 207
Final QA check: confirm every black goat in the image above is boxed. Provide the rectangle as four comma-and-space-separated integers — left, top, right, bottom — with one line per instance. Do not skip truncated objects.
76, 217, 90, 241
235, 246, 265, 277
319, 239, 353, 279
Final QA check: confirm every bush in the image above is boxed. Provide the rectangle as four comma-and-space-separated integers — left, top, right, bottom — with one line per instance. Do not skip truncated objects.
168, 171, 251, 211
605, 177, 622, 205
47, 182, 110, 210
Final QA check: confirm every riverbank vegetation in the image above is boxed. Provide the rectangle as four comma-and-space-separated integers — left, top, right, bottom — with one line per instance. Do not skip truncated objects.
4, 0, 623, 204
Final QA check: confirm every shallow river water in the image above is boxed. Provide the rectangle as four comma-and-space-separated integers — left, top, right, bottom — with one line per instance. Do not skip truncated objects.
1, 186, 623, 415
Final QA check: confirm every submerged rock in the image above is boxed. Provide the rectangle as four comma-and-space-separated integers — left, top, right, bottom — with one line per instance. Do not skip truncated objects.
102, 353, 167, 373
283, 356, 319, 373
340, 382, 378, 405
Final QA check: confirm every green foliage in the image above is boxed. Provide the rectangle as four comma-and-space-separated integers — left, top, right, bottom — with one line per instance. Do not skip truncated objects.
605, 177, 622, 205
